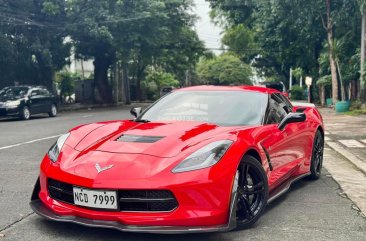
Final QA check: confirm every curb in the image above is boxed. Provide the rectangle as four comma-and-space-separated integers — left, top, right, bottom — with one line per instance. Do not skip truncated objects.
326, 141, 366, 176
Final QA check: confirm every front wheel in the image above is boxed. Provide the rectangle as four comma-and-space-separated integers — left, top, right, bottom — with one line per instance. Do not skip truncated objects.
308, 130, 324, 180
48, 104, 57, 117
236, 155, 268, 229
20, 106, 31, 120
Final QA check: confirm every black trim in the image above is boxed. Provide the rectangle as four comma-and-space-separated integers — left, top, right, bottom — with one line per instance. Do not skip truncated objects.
116, 135, 164, 143
261, 144, 273, 171
31, 177, 41, 201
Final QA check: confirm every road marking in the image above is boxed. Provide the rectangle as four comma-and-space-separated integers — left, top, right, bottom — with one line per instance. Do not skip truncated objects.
324, 136, 331, 141
324, 131, 330, 135
338, 139, 365, 148
82, 115, 93, 118
361, 140, 366, 145
0, 135, 61, 150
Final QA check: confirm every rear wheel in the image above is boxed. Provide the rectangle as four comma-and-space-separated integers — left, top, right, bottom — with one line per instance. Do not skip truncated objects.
20, 106, 30, 120
49, 104, 57, 117
236, 155, 268, 229
308, 130, 324, 180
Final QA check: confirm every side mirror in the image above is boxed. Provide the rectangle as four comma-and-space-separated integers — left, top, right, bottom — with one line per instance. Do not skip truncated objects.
278, 112, 306, 130
130, 107, 142, 118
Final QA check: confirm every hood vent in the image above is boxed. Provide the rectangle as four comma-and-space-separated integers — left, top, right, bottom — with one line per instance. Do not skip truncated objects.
116, 135, 164, 143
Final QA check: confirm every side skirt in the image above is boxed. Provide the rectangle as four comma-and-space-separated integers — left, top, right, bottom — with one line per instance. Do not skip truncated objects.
267, 173, 310, 204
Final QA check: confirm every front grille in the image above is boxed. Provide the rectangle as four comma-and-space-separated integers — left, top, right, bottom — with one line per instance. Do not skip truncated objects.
119, 190, 178, 212
47, 179, 178, 212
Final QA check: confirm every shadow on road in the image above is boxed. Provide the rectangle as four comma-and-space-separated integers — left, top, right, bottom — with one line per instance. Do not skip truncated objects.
0, 115, 50, 122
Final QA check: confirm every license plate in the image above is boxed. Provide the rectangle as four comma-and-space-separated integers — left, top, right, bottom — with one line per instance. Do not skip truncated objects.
73, 187, 118, 210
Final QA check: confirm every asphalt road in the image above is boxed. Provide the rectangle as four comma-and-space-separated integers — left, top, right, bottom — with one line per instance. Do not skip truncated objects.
0, 107, 365, 241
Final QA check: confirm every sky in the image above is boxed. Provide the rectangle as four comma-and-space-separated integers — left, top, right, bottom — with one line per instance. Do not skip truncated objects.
193, 0, 223, 53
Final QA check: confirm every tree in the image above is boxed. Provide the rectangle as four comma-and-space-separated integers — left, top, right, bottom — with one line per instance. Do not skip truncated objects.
221, 24, 256, 62
142, 69, 179, 100
323, 0, 339, 104
0, 0, 70, 89
358, 0, 366, 100
196, 54, 253, 85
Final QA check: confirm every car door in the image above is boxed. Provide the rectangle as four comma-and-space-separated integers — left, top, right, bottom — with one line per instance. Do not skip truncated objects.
260, 94, 306, 189
39, 87, 52, 113
29, 89, 43, 114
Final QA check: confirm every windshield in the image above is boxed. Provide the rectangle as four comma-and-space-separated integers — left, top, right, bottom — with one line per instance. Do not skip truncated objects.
0, 87, 29, 100
139, 91, 268, 126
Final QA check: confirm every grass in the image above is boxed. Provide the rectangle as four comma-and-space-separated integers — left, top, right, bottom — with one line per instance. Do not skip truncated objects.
345, 108, 366, 116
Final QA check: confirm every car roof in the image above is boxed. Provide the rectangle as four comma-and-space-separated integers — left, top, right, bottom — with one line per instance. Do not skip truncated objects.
175, 85, 281, 95
2, 85, 47, 89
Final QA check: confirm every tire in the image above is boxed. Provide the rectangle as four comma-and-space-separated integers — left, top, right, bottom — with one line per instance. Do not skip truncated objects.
20, 106, 31, 120
48, 104, 57, 117
236, 155, 269, 229
308, 130, 324, 180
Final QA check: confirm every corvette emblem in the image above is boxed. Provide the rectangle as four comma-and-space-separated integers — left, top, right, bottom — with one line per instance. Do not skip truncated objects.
95, 163, 114, 173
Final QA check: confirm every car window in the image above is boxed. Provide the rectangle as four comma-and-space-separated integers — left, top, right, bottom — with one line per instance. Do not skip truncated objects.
31, 89, 41, 96
39, 88, 51, 96
275, 93, 293, 113
266, 94, 289, 124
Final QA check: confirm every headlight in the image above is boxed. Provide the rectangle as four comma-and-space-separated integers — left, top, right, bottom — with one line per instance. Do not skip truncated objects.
4, 100, 20, 107
172, 140, 233, 173
48, 133, 70, 163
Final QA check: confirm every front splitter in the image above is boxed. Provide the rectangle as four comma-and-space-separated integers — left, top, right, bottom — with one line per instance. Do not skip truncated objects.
30, 200, 235, 234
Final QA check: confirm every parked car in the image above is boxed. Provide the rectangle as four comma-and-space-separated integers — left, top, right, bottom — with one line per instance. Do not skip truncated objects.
0, 85, 58, 120
30, 85, 324, 234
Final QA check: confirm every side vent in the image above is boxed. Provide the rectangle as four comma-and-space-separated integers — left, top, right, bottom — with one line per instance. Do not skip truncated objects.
116, 135, 164, 143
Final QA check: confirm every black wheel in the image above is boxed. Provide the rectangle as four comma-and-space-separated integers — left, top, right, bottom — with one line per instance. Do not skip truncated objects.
308, 130, 324, 180
49, 104, 57, 117
236, 155, 268, 229
20, 106, 31, 120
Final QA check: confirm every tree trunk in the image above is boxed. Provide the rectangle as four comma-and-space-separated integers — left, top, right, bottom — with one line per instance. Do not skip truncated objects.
94, 54, 113, 103
122, 62, 131, 105
336, 61, 345, 101
326, 0, 339, 104
320, 85, 325, 106
360, 12, 366, 101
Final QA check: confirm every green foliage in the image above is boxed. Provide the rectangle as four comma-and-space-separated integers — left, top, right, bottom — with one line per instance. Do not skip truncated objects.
208, 0, 362, 91
56, 71, 80, 97
142, 69, 179, 100
222, 24, 256, 62
196, 54, 253, 85
0, 0, 70, 89
316, 75, 332, 87
291, 85, 305, 100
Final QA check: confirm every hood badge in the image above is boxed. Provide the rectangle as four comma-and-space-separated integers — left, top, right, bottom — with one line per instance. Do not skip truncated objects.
95, 163, 114, 173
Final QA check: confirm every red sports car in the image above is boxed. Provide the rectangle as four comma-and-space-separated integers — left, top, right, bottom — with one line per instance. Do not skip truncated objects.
30, 85, 324, 234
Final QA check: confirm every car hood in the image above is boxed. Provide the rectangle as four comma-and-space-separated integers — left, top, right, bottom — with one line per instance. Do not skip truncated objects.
68, 120, 239, 158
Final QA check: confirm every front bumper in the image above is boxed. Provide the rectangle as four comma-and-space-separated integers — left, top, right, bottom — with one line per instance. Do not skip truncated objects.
30, 198, 237, 234
0, 107, 19, 116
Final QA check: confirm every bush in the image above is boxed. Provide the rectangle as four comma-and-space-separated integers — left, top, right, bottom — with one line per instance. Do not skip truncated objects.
291, 85, 305, 100
142, 70, 179, 100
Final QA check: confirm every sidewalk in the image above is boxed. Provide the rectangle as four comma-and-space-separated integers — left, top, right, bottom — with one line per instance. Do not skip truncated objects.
319, 107, 366, 175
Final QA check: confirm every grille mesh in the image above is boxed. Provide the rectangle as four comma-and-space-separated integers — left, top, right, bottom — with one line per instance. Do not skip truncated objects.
47, 178, 178, 212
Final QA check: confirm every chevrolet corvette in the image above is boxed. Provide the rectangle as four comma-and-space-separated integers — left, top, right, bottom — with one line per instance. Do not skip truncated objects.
30, 85, 324, 234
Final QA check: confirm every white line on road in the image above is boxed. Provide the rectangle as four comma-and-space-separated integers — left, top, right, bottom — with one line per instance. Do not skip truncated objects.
0, 135, 61, 150
339, 139, 365, 148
